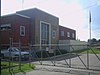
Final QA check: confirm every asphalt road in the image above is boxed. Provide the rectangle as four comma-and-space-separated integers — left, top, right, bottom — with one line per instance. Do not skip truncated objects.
15, 54, 100, 75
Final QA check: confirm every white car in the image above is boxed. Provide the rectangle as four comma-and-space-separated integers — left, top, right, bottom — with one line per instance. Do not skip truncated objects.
1, 47, 29, 60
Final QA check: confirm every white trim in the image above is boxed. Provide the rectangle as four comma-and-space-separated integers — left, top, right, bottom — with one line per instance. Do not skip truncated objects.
67, 32, 70, 37
49, 22, 51, 45
2, 13, 30, 19
0, 24, 11, 30
1, 13, 16, 17
40, 21, 51, 46
0, 24, 11, 27
16, 13, 30, 19
40, 21, 51, 26
20, 26, 25, 36
40, 22, 42, 50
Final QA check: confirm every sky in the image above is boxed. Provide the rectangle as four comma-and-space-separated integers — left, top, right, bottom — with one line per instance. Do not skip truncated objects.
1, 0, 100, 41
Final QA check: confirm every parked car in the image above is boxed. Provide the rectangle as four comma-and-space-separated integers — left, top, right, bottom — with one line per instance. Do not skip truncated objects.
1, 47, 29, 60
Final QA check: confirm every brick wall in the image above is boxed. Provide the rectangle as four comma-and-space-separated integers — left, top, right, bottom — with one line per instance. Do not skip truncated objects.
1, 14, 30, 48
59, 26, 76, 40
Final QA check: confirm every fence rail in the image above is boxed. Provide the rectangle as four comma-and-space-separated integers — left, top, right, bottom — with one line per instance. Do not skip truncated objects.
1, 44, 100, 74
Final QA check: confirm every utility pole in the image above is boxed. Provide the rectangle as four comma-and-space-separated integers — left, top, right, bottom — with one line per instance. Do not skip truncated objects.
87, 11, 92, 69
89, 11, 92, 45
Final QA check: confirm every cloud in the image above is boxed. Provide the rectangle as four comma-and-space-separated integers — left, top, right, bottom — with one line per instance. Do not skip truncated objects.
92, 30, 100, 40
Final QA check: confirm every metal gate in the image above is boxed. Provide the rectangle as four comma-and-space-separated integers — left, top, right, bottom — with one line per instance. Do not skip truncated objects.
1, 42, 100, 75
29, 44, 100, 74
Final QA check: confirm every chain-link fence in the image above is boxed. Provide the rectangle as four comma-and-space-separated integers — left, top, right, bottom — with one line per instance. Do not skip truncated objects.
30, 44, 100, 71
1, 43, 100, 74
1, 38, 31, 75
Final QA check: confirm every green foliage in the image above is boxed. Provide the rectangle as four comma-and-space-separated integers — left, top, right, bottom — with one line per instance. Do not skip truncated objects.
1, 62, 35, 75
75, 48, 100, 54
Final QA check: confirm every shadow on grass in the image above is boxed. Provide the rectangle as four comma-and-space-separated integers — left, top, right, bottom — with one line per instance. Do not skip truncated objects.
1, 61, 35, 75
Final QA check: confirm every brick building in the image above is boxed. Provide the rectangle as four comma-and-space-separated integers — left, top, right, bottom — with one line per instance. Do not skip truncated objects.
1, 13, 30, 48
59, 25, 76, 40
1, 8, 59, 49
17, 8, 59, 45
1, 8, 76, 49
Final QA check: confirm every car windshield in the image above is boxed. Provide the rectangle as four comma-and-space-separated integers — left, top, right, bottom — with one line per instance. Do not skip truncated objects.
14, 48, 19, 52
9, 48, 19, 52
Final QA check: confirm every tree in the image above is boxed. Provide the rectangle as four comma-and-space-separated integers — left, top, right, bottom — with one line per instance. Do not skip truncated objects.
98, 39, 100, 42
88, 38, 97, 44
91, 38, 97, 42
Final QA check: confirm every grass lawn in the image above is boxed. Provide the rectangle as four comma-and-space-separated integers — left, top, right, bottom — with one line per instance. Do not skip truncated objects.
1, 61, 35, 75
82, 48, 100, 54
72, 48, 100, 54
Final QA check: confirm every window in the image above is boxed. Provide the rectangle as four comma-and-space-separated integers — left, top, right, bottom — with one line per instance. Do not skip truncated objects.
67, 32, 70, 37
52, 31, 56, 38
61, 31, 64, 36
72, 33, 75, 38
20, 26, 25, 36
0, 24, 11, 30
41, 22, 49, 44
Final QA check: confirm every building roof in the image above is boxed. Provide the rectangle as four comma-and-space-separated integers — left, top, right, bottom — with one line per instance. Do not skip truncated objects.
1, 13, 30, 19
59, 25, 76, 31
16, 8, 59, 19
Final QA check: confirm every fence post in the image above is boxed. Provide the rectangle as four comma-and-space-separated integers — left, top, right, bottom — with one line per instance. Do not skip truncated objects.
9, 38, 12, 73
19, 39, 21, 70
29, 43, 31, 67
87, 46, 89, 69
40, 45, 42, 65
69, 45, 71, 68
54, 48, 56, 66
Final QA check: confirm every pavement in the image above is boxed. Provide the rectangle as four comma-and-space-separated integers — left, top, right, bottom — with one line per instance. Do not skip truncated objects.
15, 66, 100, 75
15, 54, 100, 75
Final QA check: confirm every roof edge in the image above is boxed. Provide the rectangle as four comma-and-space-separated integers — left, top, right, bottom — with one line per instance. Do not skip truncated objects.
1, 13, 30, 19
15, 13, 30, 19
59, 25, 76, 31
